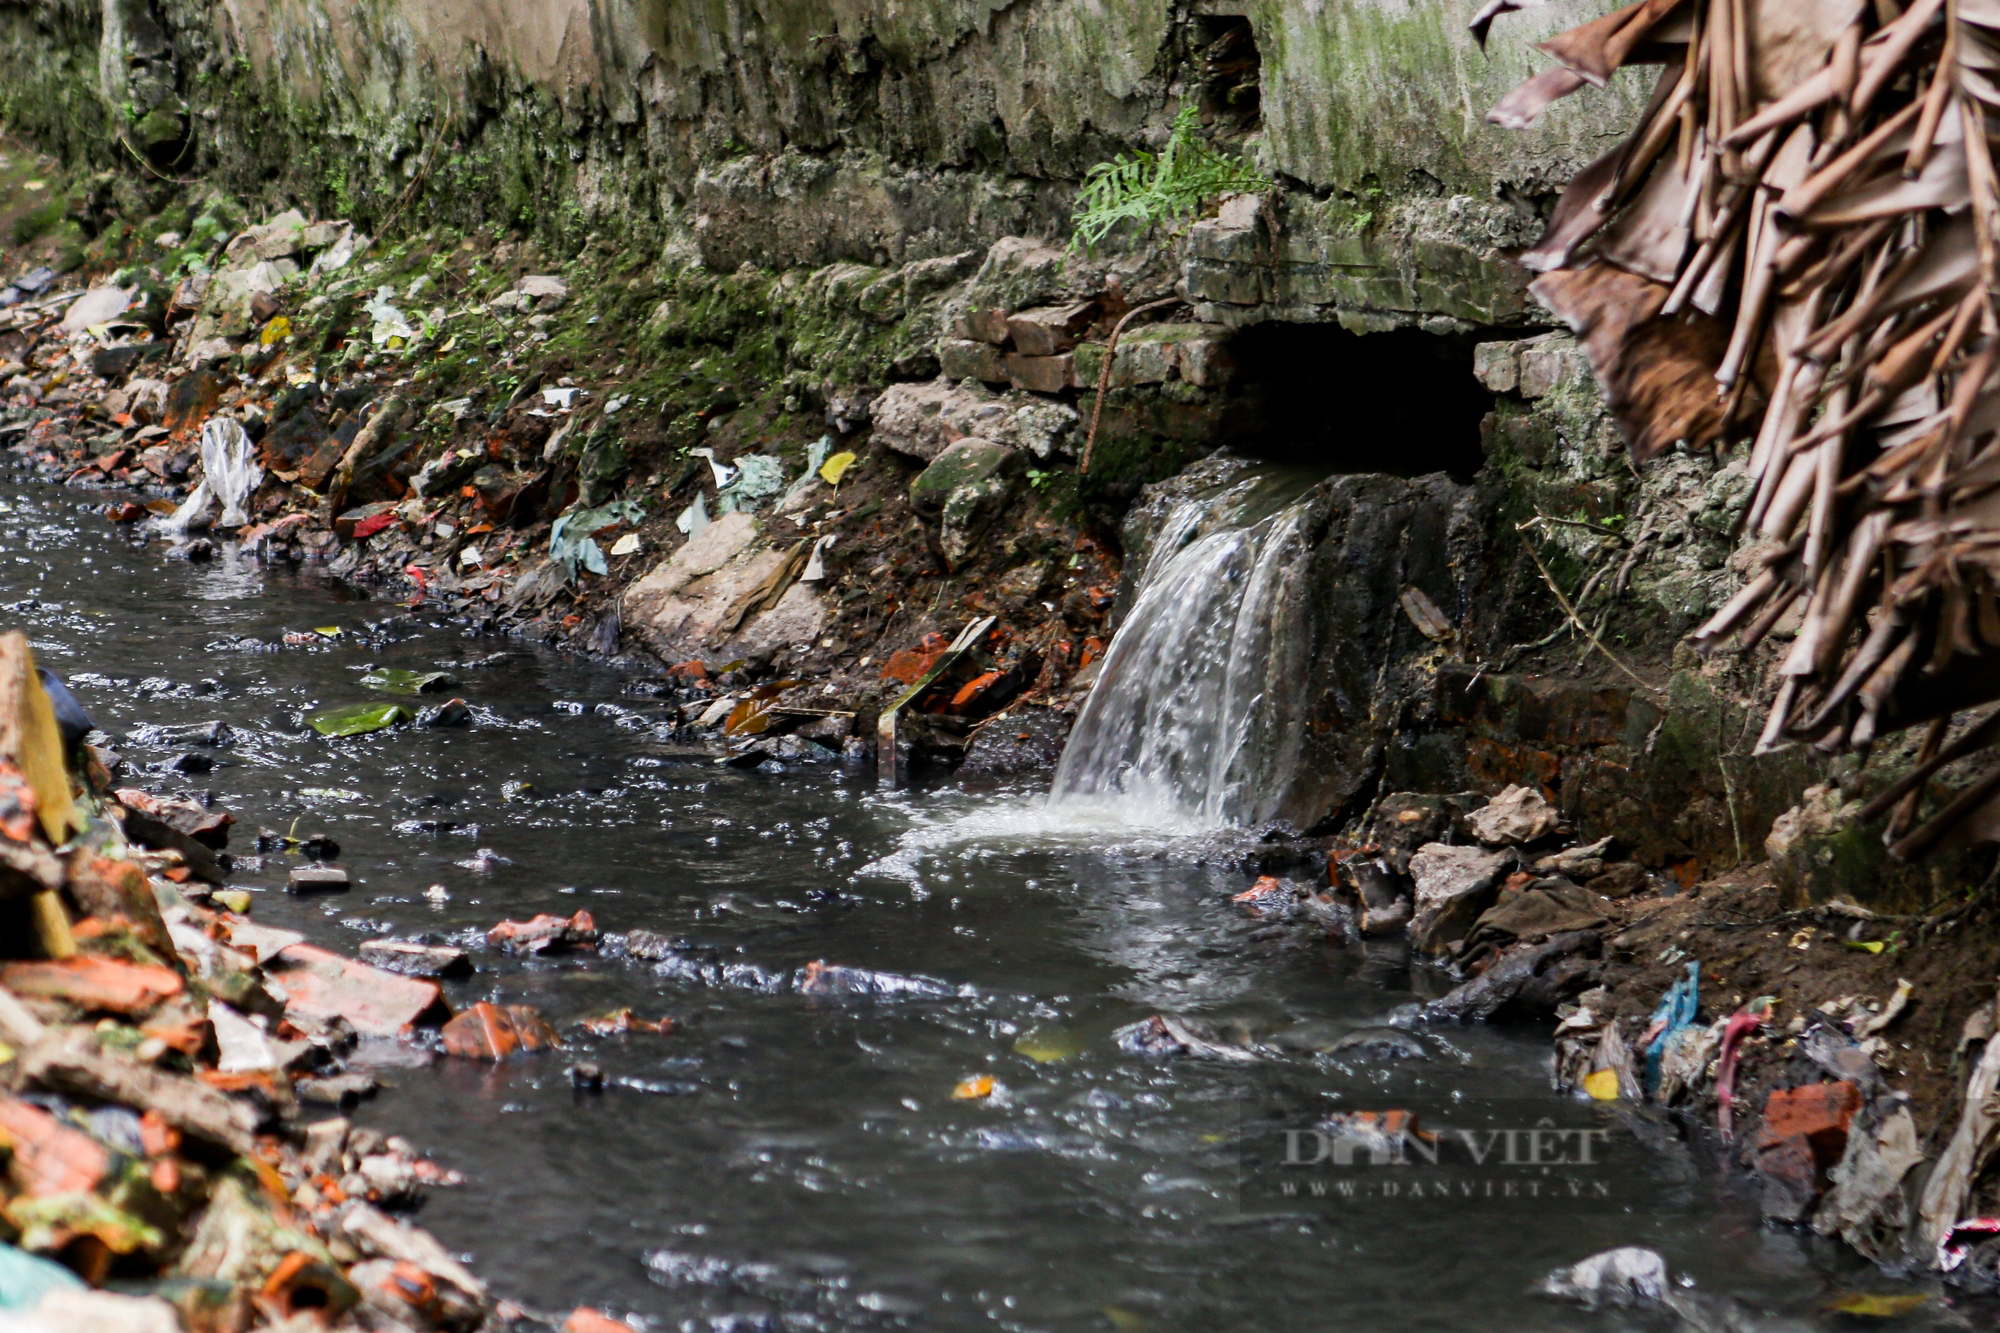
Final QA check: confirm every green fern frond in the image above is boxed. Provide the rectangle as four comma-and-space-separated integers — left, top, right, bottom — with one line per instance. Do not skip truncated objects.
1068, 105, 1271, 255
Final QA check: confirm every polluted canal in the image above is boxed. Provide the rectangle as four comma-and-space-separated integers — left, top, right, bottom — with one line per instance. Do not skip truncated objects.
1, 470, 1936, 1330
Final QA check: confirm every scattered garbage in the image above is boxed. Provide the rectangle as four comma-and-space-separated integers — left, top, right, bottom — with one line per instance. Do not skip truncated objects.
551, 499, 645, 578
819, 449, 857, 485
1537, 1247, 1667, 1309
363, 285, 416, 346
1715, 997, 1772, 1141
1113, 1013, 1258, 1062
675, 492, 710, 538
715, 453, 785, 514
59, 286, 132, 335
1640, 961, 1699, 1096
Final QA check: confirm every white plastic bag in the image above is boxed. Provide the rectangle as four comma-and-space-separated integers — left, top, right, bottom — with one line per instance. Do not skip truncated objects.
198, 416, 264, 528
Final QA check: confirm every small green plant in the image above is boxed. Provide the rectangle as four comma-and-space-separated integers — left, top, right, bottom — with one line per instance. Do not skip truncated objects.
1026, 467, 1053, 491
1069, 105, 1271, 254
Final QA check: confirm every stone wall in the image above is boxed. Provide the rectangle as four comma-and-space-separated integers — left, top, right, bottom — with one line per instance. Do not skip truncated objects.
1, 0, 1646, 307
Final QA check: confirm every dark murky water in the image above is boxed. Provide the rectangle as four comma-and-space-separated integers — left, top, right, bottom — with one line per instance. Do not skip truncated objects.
0, 475, 1941, 1331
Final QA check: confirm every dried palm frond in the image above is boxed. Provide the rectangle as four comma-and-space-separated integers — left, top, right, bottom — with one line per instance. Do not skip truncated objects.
1480, 0, 2000, 859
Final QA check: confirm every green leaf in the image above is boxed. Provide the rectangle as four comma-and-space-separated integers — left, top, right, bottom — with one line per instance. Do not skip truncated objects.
309, 703, 414, 737
358, 669, 454, 695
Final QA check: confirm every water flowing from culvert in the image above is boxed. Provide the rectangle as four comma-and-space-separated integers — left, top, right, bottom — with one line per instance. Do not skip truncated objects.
1051, 480, 1316, 828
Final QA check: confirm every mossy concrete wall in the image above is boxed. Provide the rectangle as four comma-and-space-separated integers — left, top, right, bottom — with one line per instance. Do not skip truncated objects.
0, 0, 1647, 289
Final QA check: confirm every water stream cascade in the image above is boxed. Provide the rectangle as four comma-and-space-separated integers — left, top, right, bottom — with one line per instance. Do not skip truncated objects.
1051, 465, 1322, 828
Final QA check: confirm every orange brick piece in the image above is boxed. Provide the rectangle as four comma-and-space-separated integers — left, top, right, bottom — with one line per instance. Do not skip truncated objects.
1757, 1081, 1862, 1154
440, 1002, 559, 1061
0, 956, 184, 1016
0, 1097, 113, 1196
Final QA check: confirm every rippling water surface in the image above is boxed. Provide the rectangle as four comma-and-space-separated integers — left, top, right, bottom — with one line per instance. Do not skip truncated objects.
0, 475, 1934, 1331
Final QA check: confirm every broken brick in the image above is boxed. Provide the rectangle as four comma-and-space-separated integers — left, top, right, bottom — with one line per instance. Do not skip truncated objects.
0, 956, 184, 1016
0, 1098, 112, 1196
1757, 1081, 1862, 1153
486, 910, 598, 954
1754, 1081, 1863, 1223
440, 1002, 559, 1061
265, 943, 447, 1037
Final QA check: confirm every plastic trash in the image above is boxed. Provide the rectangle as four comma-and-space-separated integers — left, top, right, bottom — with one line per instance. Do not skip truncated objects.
801, 533, 838, 582
1641, 960, 1698, 1095
819, 449, 857, 485
551, 499, 645, 578
307, 224, 362, 277
59, 286, 132, 335
716, 453, 784, 515
0, 1242, 84, 1310
782, 436, 831, 506
199, 416, 263, 528
690, 446, 737, 490
363, 286, 415, 346
1715, 996, 1773, 1141
1538, 1247, 1667, 1308
676, 492, 710, 538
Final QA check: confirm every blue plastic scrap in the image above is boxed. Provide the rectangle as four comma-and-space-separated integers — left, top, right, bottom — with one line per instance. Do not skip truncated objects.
0, 1242, 83, 1310
1643, 960, 1700, 1094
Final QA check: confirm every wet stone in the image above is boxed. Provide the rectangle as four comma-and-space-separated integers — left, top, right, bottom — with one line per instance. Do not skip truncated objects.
357, 940, 472, 979
288, 864, 349, 893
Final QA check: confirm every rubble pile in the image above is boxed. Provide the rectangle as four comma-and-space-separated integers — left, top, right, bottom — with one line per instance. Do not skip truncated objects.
0, 632, 635, 1332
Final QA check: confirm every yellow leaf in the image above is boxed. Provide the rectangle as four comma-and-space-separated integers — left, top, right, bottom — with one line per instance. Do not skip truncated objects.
260, 316, 292, 347
1582, 1068, 1620, 1101
1103, 1307, 1146, 1331
819, 450, 857, 485
952, 1074, 995, 1100
1846, 940, 1886, 954
1823, 1292, 1928, 1317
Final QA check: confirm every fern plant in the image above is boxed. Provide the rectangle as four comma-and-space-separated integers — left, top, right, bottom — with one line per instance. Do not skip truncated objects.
1069, 105, 1272, 254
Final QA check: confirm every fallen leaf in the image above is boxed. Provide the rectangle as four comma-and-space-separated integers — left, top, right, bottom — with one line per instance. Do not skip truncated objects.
308, 703, 413, 737
952, 1074, 996, 1100
1582, 1068, 1620, 1101
1822, 1292, 1929, 1317
819, 450, 857, 485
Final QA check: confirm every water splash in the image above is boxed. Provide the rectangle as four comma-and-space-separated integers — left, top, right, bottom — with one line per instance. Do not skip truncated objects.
1051, 471, 1319, 829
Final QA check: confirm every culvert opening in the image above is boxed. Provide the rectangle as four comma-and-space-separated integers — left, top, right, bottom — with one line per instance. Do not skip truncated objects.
1217, 323, 1497, 482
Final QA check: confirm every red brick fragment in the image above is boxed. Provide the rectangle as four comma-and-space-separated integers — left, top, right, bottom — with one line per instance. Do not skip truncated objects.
487, 910, 598, 954
0, 956, 184, 1016
0, 1098, 112, 1196
1757, 1081, 1862, 1153
440, 1002, 559, 1061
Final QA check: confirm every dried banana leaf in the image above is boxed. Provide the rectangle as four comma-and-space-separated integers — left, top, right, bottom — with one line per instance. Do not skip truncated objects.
1477, 0, 2000, 858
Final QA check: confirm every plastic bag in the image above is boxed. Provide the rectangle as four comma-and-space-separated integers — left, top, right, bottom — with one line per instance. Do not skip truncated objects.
199, 416, 264, 528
